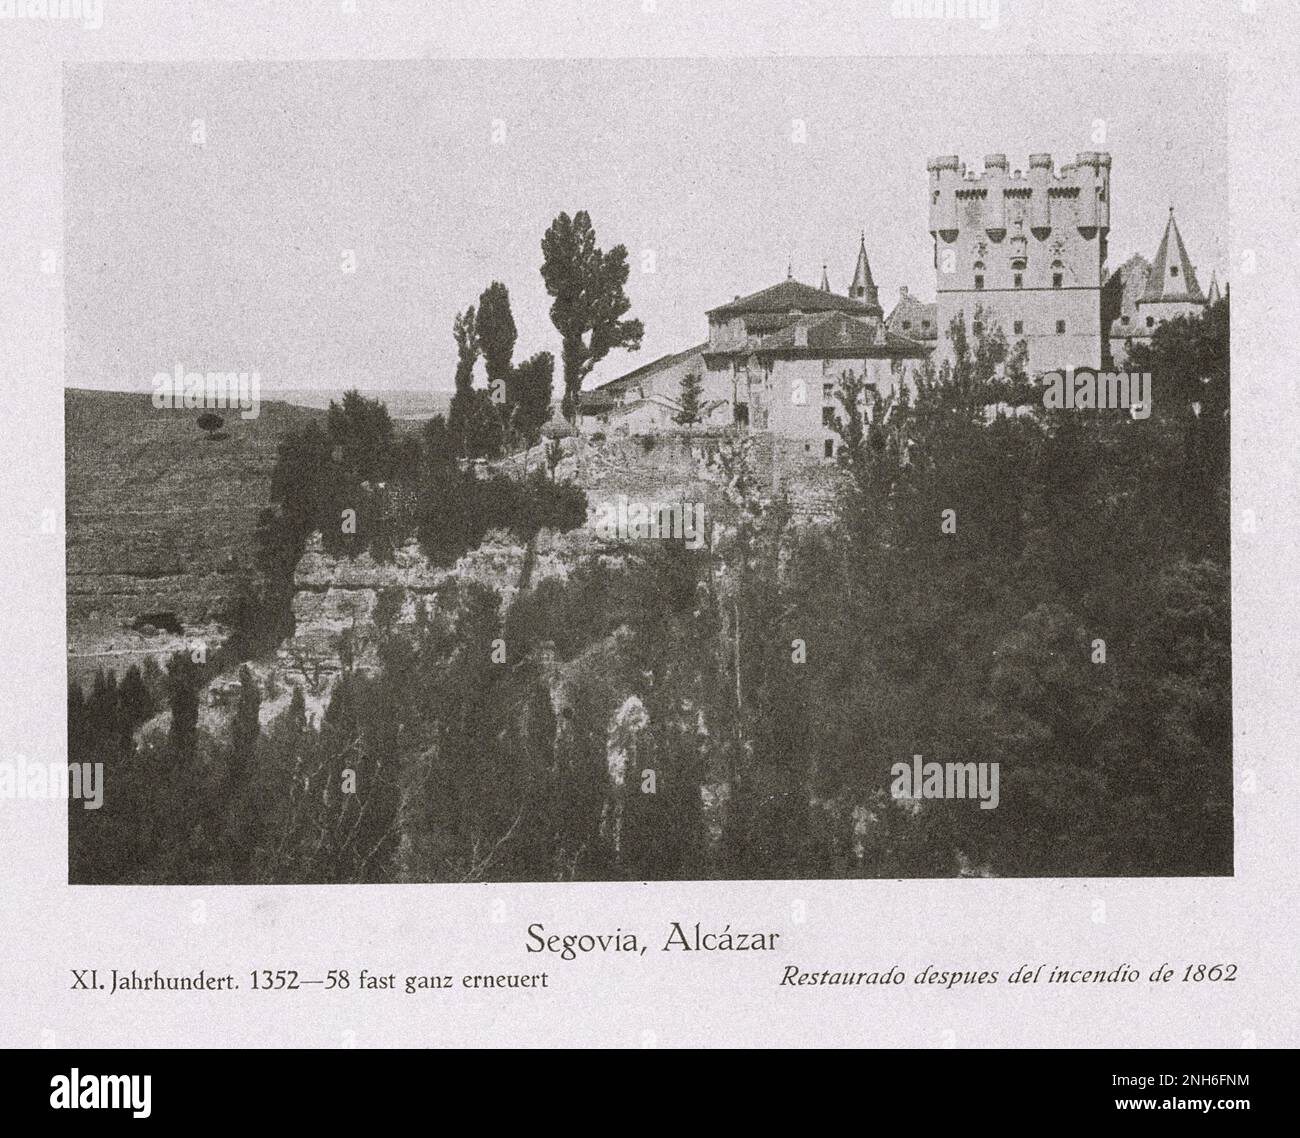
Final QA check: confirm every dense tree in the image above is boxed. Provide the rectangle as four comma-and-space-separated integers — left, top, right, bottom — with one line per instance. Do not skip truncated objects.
447, 305, 479, 452
475, 281, 517, 397
117, 665, 155, 748
166, 652, 200, 760
231, 665, 261, 776
540, 211, 644, 420
674, 370, 703, 426
70, 301, 1231, 884
326, 389, 394, 482
510, 350, 555, 442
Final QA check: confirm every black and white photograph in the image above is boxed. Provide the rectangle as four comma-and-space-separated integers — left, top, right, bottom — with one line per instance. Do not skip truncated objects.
63, 55, 1230, 884
0, 0, 1296, 1075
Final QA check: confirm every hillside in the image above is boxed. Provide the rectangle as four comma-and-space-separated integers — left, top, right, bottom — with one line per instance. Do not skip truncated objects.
65, 388, 324, 684
275, 387, 451, 421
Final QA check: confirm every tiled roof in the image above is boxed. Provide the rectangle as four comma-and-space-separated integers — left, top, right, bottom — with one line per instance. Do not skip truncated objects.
590, 342, 707, 394
885, 292, 938, 341
707, 278, 871, 319
579, 391, 620, 411
746, 311, 930, 358
1140, 209, 1205, 304
1105, 254, 1151, 339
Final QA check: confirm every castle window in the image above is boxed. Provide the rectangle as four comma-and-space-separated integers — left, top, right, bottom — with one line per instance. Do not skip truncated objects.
973, 321, 983, 336
824, 439, 835, 459
821, 406, 836, 428
1052, 273, 1063, 288
822, 383, 833, 400
974, 275, 984, 290
1146, 316, 1155, 328
902, 320, 912, 330
1056, 320, 1066, 334
1013, 320, 1024, 334
922, 320, 931, 330
1014, 273, 1023, 289
1170, 266, 1179, 277
1121, 315, 1130, 326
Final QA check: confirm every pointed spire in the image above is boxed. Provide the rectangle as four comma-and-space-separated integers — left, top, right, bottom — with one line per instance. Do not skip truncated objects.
1207, 270, 1221, 305
787, 260, 793, 281
1141, 206, 1205, 303
849, 232, 882, 316
820, 263, 831, 292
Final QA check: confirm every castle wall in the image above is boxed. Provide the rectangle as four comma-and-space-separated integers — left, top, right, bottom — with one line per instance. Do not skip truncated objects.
929, 152, 1111, 374
943, 289, 1105, 374
1136, 299, 1205, 327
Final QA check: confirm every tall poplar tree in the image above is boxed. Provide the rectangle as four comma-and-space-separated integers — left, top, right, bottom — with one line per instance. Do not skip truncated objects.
540, 211, 643, 420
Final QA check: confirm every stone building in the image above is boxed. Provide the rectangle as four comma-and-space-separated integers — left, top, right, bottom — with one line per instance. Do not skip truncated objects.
582, 238, 931, 460
1104, 207, 1217, 366
583, 151, 1218, 449
929, 151, 1112, 374
578, 342, 719, 435
885, 285, 938, 345
701, 261, 930, 461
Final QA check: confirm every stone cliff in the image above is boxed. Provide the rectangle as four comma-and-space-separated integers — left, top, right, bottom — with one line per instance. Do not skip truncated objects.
275, 526, 598, 693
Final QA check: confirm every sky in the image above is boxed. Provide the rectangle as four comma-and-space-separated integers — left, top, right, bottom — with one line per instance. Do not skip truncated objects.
63, 56, 1228, 396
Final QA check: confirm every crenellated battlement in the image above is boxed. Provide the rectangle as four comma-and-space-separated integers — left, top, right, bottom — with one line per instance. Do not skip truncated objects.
928, 151, 1112, 188
928, 150, 1111, 241
928, 151, 1114, 375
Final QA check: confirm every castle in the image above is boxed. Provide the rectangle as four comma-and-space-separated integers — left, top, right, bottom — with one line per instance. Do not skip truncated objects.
580, 240, 931, 462
581, 151, 1218, 458
929, 151, 1111, 374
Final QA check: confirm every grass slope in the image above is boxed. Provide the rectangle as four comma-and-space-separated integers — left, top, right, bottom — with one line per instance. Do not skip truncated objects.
65, 389, 323, 670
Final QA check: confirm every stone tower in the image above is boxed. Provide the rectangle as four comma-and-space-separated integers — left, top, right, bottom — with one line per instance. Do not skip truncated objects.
928, 151, 1111, 374
1135, 206, 1207, 328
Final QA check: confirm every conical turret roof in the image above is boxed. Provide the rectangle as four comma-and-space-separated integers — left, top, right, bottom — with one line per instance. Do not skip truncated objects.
849, 233, 882, 315
1140, 208, 1205, 304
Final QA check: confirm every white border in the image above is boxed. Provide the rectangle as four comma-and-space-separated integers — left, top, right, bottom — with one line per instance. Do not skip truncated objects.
1, 1, 1297, 1048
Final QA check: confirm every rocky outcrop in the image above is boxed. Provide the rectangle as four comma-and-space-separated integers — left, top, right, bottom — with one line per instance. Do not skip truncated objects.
274, 527, 591, 693
268, 432, 844, 703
